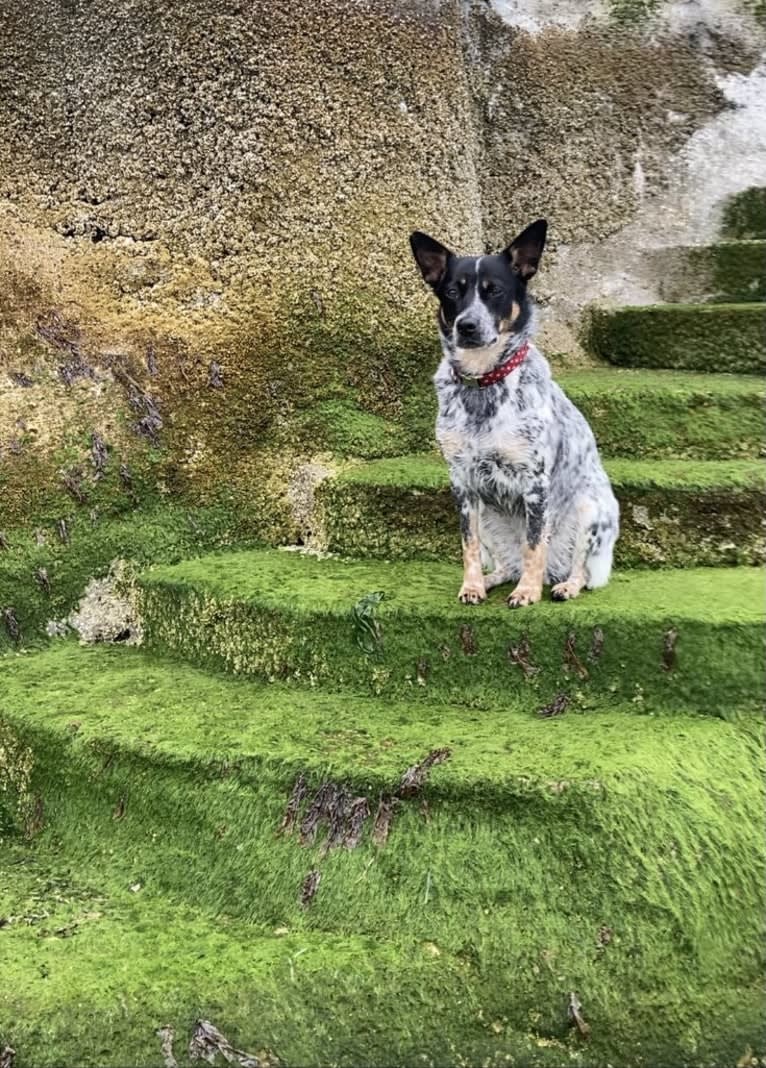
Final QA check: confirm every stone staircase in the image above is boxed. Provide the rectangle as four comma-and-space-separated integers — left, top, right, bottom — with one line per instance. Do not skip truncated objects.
1, 191, 765, 1068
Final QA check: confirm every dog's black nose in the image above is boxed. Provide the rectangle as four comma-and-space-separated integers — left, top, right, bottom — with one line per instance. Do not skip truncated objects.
457, 316, 478, 335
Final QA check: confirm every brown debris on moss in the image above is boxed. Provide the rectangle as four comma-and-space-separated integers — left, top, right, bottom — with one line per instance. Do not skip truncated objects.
563, 631, 589, 680
568, 992, 591, 1039
538, 693, 570, 719
372, 795, 399, 848
278, 773, 308, 836
507, 635, 539, 678
662, 627, 679, 672
397, 748, 452, 799
188, 1019, 262, 1067
299, 870, 321, 910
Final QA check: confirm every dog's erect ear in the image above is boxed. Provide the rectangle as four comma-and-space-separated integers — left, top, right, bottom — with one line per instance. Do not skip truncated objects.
409, 231, 452, 288
503, 219, 547, 280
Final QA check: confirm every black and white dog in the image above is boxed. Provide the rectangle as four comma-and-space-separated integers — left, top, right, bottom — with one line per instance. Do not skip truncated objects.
409, 219, 619, 608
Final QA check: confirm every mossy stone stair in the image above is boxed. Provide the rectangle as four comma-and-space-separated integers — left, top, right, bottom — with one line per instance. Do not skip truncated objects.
586, 303, 766, 373
1, 187, 765, 1068
585, 188, 765, 373
133, 548, 764, 715
316, 455, 764, 568
2, 643, 764, 1067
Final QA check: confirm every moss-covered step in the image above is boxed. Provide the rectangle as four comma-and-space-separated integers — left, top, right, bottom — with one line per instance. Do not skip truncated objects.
313, 369, 765, 462
721, 187, 766, 240
316, 456, 765, 569
4, 843, 648, 1068
135, 549, 764, 713
585, 303, 766, 374
0, 503, 264, 654
654, 241, 766, 304
2, 643, 764, 1067
556, 369, 764, 461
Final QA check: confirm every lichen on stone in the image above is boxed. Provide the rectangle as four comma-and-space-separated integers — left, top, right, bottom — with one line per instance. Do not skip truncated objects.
67, 559, 143, 646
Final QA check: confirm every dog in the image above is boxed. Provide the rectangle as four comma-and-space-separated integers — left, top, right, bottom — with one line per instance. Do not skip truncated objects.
409, 219, 619, 608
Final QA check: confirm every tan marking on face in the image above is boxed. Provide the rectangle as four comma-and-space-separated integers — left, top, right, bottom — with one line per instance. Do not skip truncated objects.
499, 302, 521, 334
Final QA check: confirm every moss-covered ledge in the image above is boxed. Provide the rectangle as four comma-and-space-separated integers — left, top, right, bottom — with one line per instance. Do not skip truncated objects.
314, 455, 765, 569
134, 549, 764, 714
1, 642, 764, 1067
0, 503, 265, 653
584, 303, 766, 373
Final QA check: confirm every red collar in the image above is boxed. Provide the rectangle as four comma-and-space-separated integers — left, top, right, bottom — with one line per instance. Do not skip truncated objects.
452, 340, 530, 388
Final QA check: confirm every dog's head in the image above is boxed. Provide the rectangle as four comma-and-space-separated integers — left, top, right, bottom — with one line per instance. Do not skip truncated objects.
409, 219, 547, 373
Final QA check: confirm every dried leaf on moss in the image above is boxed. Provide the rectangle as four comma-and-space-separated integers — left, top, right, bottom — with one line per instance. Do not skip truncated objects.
537, 693, 570, 718
372, 795, 399, 846
300, 870, 321, 909
589, 626, 605, 662
299, 782, 337, 845
156, 1026, 178, 1068
563, 631, 589, 680
3, 607, 21, 643
34, 568, 51, 595
458, 624, 477, 655
278, 773, 307, 835
507, 634, 538, 678
662, 627, 678, 672
343, 797, 370, 849
189, 1019, 262, 1066
397, 748, 451, 798
567, 992, 591, 1038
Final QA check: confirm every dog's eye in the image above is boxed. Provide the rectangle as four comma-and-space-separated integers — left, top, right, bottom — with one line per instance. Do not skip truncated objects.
444, 286, 460, 300
485, 283, 502, 296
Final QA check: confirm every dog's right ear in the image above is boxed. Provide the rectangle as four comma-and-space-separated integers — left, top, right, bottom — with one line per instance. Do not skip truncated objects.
409, 232, 452, 288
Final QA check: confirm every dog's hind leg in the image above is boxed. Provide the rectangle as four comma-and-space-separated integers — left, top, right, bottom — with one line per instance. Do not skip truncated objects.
551, 495, 618, 601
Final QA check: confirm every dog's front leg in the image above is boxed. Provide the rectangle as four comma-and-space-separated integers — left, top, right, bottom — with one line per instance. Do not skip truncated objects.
452, 486, 486, 605
508, 475, 548, 609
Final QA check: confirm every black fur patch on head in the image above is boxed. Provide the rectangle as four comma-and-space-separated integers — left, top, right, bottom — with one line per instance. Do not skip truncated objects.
409, 220, 547, 345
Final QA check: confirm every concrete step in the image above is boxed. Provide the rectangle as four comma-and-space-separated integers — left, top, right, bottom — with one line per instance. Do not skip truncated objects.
653, 240, 765, 304
2, 642, 763, 1067
315, 456, 765, 569
721, 186, 766, 240
295, 368, 765, 462
585, 303, 766, 374
135, 549, 764, 714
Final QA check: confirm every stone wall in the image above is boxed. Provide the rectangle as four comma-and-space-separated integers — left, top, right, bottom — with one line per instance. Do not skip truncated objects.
0, 0, 764, 533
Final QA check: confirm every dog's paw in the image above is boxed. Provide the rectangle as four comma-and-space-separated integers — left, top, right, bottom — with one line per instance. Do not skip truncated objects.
507, 584, 542, 608
551, 581, 583, 602
458, 582, 486, 605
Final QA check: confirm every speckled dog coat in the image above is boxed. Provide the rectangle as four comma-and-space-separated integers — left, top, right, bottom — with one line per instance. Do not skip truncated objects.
410, 220, 619, 608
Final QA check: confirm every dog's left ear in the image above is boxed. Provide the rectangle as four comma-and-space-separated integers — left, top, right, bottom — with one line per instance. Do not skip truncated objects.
503, 219, 547, 280
409, 231, 453, 288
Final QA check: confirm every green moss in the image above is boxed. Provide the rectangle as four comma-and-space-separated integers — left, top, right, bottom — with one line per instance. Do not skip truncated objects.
1, 643, 764, 1067
394, 369, 765, 464
135, 550, 764, 714
657, 241, 766, 304
584, 303, 766, 374
317, 456, 765, 569
0, 504, 264, 653
608, 0, 661, 23
721, 187, 766, 240
292, 400, 411, 459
